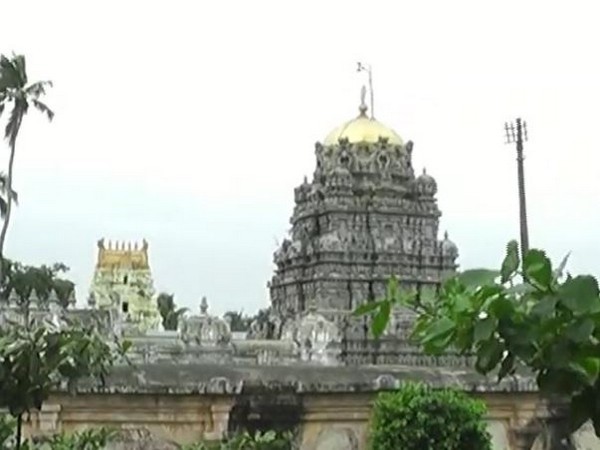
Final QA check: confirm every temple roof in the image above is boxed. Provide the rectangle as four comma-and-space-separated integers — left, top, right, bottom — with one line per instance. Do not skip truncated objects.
323, 108, 403, 146
96, 238, 149, 269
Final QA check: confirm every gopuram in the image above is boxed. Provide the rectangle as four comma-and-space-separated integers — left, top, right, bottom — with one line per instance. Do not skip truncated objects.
269, 85, 460, 365
88, 238, 162, 333
1, 78, 584, 450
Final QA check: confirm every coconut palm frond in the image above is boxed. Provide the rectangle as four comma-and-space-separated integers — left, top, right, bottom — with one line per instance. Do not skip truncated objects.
26, 80, 53, 98
11, 53, 27, 87
0, 54, 24, 90
4, 103, 24, 146
32, 99, 54, 121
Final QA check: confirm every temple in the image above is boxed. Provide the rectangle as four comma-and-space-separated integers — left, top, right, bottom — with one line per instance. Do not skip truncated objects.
88, 238, 161, 333
0, 78, 570, 450
269, 87, 459, 362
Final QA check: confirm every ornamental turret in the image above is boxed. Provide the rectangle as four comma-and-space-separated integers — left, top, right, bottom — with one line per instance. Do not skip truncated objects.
269, 81, 459, 363
88, 238, 161, 334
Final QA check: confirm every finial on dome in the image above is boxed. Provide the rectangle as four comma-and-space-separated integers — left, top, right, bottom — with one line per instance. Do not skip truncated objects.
357, 62, 374, 119
423, 168, 427, 175
359, 85, 368, 116
200, 296, 209, 314
444, 230, 449, 240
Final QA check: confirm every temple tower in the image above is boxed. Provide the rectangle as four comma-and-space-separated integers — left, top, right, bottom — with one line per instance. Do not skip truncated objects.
269, 86, 459, 344
89, 238, 161, 333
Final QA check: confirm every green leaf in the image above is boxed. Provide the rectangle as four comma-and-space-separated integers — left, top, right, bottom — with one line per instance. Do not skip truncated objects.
386, 276, 399, 301
497, 352, 516, 381
421, 317, 455, 345
488, 296, 515, 319
530, 296, 558, 318
523, 249, 553, 289
565, 318, 595, 343
475, 338, 504, 373
500, 240, 520, 284
559, 275, 600, 315
353, 300, 383, 317
537, 368, 586, 395
473, 316, 497, 342
571, 357, 600, 384
458, 269, 500, 288
371, 301, 391, 337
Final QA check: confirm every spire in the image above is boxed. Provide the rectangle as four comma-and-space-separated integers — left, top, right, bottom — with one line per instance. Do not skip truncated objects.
357, 62, 374, 119
359, 85, 368, 116
200, 296, 209, 314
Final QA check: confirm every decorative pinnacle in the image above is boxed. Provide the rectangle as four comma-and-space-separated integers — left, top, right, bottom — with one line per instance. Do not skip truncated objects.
200, 296, 209, 314
357, 62, 374, 119
444, 230, 449, 240
359, 85, 368, 116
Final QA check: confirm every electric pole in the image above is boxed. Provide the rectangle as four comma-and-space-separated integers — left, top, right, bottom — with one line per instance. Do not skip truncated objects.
504, 118, 530, 261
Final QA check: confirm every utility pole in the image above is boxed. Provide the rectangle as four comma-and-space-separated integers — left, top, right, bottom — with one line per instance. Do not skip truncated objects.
504, 118, 530, 261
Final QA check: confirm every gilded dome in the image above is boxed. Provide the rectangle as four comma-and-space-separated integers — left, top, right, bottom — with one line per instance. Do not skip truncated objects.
323, 111, 403, 146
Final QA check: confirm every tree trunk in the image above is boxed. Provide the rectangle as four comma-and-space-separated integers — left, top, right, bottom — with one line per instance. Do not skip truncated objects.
15, 414, 22, 450
0, 117, 21, 289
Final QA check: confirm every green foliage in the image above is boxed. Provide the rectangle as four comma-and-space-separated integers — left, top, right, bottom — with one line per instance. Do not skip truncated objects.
356, 239, 600, 436
157, 292, 187, 330
0, 320, 129, 449
35, 427, 116, 450
0, 418, 115, 450
369, 382, 491, 450
0, 259, 75, 308
0, 415, 16, 448
0, 53, 54, 286
223, 310, 251, 332
180, 430, 295, 450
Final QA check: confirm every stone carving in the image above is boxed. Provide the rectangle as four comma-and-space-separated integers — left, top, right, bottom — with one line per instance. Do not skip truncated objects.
178, 297, 231, 346
270, 126, 458, 365
281, 303, 341, 364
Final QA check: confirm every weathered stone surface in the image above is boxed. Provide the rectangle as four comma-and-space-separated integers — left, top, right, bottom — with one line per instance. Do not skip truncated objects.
107, 428, 179, 450
313, 427, 358, 450
572, 422, 600, 450
269, 110, 460, 365
66, 362, 538, 395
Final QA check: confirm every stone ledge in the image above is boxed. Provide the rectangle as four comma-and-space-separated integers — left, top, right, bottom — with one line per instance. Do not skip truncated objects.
64, 363, 537, 395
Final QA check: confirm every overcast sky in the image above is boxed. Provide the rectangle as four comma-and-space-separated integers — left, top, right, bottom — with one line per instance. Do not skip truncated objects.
1, 1, 599, 316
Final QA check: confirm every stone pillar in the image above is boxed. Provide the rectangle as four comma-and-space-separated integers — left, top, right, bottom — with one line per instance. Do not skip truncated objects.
38, 403, 62, 434
204, 401, 233, 441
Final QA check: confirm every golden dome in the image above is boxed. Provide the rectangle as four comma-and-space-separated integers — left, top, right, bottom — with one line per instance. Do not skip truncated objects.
323, 111, 403, 146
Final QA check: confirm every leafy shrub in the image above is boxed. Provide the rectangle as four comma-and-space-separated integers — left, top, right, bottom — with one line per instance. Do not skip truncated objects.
181, 430, 295, 450
370, 382, 492, 450
0, 419, 115, 450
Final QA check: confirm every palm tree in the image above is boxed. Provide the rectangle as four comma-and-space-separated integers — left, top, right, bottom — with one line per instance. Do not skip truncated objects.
0, 172, 17, 219
157, 292, 188, 330
0, 53, 53, 285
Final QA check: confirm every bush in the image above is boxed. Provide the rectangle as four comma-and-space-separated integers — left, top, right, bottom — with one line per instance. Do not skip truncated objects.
370, 382, 492, 450
181, 430, 296, 450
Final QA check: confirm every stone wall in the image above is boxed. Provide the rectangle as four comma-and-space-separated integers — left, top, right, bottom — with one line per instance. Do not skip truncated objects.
20, 390, 543, 450
12, 362, 560, 450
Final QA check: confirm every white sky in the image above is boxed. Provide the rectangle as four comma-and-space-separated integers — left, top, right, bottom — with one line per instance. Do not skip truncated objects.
1, 0, 599, 316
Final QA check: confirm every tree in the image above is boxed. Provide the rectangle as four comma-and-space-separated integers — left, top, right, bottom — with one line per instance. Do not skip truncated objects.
157, 292, 187, 331
370, 382, 491, 450
355, 240, 600, 439
0, 53, 54, 285
0, 319, 130, 449
224, 310, 251, 332
0, 172, 17, 220
0, 259, 75, 307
